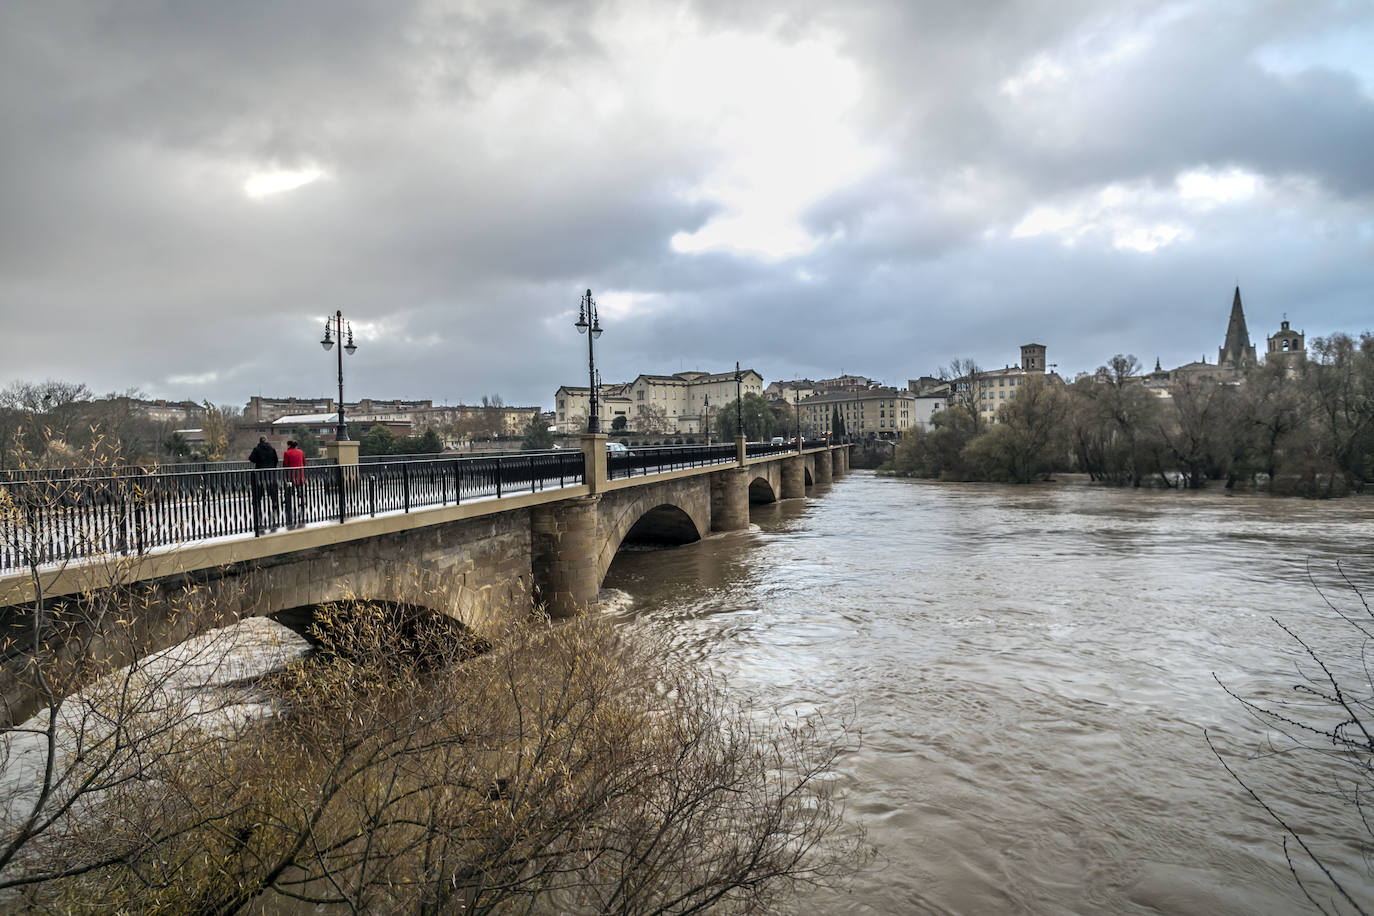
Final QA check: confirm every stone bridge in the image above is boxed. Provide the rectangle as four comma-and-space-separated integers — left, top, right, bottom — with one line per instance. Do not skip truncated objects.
1, 438, 849, 725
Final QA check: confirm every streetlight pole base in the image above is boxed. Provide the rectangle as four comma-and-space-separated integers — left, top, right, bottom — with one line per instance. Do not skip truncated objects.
580, 433, 608, 493
326, 439, 359, 466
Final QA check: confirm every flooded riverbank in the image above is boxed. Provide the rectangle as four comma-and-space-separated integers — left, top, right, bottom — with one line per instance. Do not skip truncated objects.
603, 472, 1374, 914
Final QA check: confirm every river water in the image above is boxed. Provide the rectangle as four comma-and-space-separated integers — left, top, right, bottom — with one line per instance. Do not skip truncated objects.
601, 471, 1374, 915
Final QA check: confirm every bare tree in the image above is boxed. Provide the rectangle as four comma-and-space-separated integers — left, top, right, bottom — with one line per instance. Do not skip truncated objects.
635, 402, 674, 435
0, 442, 268, 907
941, 358, 990, 435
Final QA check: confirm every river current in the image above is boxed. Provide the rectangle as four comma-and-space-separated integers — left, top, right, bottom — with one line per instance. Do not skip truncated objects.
601, 471, 1374, 915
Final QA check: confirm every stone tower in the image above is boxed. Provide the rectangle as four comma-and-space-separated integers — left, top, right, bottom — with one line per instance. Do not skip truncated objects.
1266, 318, 1306, 375
1217, 287, 1257, 370
1021, 343, 1047, 373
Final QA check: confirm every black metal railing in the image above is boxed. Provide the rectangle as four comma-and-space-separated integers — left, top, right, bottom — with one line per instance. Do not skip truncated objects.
606, 444, 738, 480
744, 441, 798, 458
0, 457, 333, 483
0, 451, 585, 572
0, 443, 841, 572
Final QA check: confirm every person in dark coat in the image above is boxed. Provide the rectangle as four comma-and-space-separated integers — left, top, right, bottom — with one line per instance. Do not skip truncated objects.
248, 437, 279, 528
249, 437, 278, 469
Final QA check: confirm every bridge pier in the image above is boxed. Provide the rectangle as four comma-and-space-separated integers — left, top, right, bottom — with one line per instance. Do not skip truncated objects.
814, 450, 833, 485
833, 446, 848, 476
781, 455, 806, 499
709, 469, 750, 531
531, 495, 601, 618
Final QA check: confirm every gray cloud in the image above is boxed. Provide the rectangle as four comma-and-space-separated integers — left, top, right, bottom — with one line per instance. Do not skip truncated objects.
1, 0, 1370, 410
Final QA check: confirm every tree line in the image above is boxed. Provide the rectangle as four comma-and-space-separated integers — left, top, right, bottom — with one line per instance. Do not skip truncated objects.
0, 380, 249, 467
887, 332, 1374, 496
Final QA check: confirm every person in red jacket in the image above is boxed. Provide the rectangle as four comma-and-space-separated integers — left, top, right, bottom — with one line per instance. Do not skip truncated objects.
282, 439, 306, 525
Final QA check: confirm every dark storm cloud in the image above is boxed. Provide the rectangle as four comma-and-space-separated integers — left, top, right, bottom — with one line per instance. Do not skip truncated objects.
1, 0, 1370, 410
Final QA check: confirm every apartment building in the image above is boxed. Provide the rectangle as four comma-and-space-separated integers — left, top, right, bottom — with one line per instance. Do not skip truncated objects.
947, 343, 1061, 424
555, 369, 764, 435
799, 387, 914, 438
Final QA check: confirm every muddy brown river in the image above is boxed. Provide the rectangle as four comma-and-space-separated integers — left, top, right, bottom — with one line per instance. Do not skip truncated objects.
602, 471, 1374, 914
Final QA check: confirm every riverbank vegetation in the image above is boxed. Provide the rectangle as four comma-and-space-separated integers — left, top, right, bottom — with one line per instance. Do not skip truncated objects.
2, 606, 867, 913
886, 333, 1374, 495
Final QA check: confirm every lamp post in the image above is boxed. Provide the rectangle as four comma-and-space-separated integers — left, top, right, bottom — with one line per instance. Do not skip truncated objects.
734, 361, 744, 439
575, 289, 603, 434
320, 310, 358, 441
794, 390, 802, 452
703, 393, 710, 446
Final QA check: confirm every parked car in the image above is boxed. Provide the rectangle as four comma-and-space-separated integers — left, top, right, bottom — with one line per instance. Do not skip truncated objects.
770, 437, 786, 445
606, 442, 630, 455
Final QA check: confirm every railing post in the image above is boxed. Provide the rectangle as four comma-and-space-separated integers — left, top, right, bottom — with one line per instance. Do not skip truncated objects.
334, 463, 346, 525
402, 463, 411, 513
251, 471, 264, 536
133, 470, 147, 554
735, 434, 747, 467
115, 478, 130, 555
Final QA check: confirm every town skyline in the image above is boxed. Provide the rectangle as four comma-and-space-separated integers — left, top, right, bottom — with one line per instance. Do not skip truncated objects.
2, 2, 1371, 408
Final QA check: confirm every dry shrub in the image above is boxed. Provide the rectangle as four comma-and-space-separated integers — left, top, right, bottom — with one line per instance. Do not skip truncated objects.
7, 605, 869, 914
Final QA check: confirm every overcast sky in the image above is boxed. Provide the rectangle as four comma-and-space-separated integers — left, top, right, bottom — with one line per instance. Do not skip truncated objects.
2, 0, 1371, 410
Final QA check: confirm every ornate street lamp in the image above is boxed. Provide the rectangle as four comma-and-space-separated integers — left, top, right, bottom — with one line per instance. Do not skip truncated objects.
703, 393, 710, 446
320, 310, 358, 440
794, 390, 802, 452
734, 361, 744, 439
575, 289, 603, 434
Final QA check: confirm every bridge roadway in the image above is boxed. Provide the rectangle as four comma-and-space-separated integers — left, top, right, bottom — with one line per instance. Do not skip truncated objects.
1, 436, 850, 725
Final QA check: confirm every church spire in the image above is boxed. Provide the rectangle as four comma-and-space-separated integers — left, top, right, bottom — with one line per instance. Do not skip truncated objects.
1218, 286, 1256, 369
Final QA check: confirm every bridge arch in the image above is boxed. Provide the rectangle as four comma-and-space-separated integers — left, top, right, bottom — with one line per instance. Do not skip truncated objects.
271, 598, 487, 663
596, 481, 711, 584
748, 476, 777, 504
621, 504, 701, 546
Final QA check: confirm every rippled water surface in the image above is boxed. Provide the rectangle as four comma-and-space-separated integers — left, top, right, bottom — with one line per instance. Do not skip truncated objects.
602, 471, 1374, 915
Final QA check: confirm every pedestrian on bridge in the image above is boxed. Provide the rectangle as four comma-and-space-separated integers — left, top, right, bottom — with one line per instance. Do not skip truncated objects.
248, 437, 280, 529
283, 439, 306, 527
